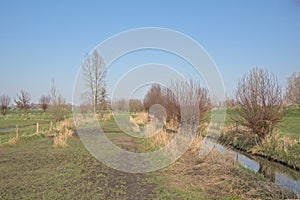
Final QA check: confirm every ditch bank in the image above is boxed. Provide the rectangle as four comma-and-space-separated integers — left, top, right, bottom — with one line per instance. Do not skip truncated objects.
204, 139, 300, 196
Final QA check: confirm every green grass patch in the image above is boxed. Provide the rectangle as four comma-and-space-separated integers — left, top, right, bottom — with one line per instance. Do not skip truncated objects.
276, 108, 300, 139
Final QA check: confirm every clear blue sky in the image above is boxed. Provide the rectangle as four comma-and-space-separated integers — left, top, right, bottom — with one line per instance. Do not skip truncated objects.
1, 0, 300, 103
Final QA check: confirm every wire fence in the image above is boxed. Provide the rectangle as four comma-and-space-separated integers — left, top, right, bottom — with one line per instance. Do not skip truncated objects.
0, 121, 54, 136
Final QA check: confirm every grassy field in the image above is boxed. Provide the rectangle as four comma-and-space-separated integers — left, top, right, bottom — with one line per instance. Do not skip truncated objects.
277, 107, 300, 139
0, 124, 211, 199
0, 112, 297, 199
0, 133, 295, 199
0, 110, 73, 143
223, 107, 300, 139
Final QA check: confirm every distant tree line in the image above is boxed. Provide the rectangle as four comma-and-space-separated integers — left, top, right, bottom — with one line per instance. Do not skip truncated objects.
0, 79, 69, 122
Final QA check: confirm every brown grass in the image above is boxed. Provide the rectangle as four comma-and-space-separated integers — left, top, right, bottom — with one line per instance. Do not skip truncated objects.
5, 136, 18, 146
98, 113, 111, 121
163, 148, 296, 199
145, 125, 174, 149
165, 118, 179, 131
130, 112, 148, 125
251, 133, 297, 154
53, 119, 74, 148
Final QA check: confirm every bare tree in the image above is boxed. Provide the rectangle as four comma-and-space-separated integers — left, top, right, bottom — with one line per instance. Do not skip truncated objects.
143, 80, 211, 125
0, 95, 10, 115
39, 94, 50, 112
143, 84, 163, 113
170, 80, 211, 124
82, 50, 107, 113
99, 85, 108, 110
15, 90, 31, 113
161, 87, 180, 122
285, 72, 300, 105
50, 79, 66, 121
233, 68, 285, 141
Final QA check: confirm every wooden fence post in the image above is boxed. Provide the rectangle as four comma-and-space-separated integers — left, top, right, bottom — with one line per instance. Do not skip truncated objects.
36, 123, 39, 133
16, 125, 19, 139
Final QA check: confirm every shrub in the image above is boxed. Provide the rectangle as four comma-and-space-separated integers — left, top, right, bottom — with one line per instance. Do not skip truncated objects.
233, 68, 285, 142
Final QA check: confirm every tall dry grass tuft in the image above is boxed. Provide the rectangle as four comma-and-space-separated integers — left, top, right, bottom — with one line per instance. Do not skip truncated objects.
251, 132, 297, 154
144, 120, 173, 149
250, 131, 300, 169
189, 134, 203, 154
165, 118, 179, 131
130, 112, 148, 126
5, 136, 18, 146
53, 119, 74, 148
53, 129, 73, 148
144, 118, 204, 162
98, 113, 111, 121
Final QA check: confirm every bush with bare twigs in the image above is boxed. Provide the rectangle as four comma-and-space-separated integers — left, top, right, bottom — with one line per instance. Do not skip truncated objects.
15, 90, 31, 113
143, 80, 211, 129
233, 68, 285, 142
285, 71, 300, 105
0, 95, 10, 115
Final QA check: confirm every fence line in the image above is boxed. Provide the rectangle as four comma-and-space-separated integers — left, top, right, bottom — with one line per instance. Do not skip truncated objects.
0, 121, 54, 135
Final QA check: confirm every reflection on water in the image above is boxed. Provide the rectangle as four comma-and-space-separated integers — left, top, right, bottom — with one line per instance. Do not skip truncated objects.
276, 172, 300, 195
238, 153, 260, 173
203, 140, 300, 196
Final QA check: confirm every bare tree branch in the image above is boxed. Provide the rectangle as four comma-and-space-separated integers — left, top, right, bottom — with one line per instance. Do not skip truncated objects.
285, 72, 300, 105
82, 50, 107, 113
49, 79, 66, 121
39, 94, 51, 112
14, 90, 31, 113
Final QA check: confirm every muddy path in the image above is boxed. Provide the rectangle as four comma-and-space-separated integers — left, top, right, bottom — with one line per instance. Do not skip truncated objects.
104, 134, 157, 199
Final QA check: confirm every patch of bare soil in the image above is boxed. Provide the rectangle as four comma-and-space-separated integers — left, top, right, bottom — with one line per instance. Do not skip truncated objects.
104, 134, 157, 199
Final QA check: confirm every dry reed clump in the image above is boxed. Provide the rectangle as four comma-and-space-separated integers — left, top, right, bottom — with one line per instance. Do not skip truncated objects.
53, 119, 74, 148
250, 132, 300, 169
251, 133, 297, 154
57, 118, 75, 130
165, 118, 179, 131
145, 128, 174, 149
129, 112, 148, 126
198, 122, 209, 134
98, 113, 111, 121
5, 136, 18, 146
188, 134, 203, 153
129, 112, 148, 133
145, 119, 204, 162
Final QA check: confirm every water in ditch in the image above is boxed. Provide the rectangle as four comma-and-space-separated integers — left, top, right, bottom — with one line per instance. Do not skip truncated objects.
204, 140, 300, 196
